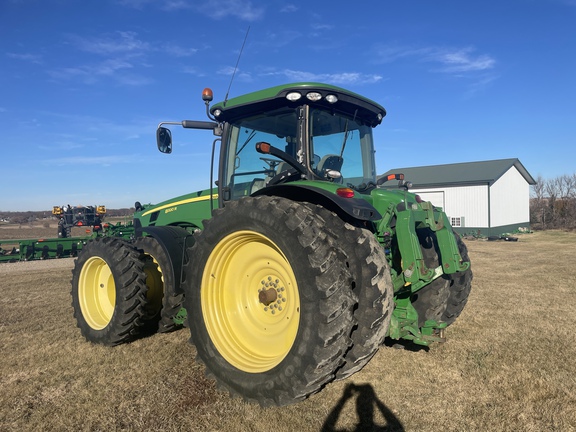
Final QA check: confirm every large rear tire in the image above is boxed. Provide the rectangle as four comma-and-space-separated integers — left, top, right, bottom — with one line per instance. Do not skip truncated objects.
70, 237, 149, 346
185, 196, 357, 406
304, 204, 394, 380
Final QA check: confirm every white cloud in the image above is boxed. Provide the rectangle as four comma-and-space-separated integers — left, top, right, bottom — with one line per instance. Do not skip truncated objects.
280, 4, 298, 13
116, 0, 263, 18
260, 30, 302, 48
181, 66, 206, 77
433, 47, 496, 73
373, 45, 426, 63
217, 66, 252, 83
217, 66, 237, 76
196, 0, 264, 21
375, 44, 496, 74
311, 23, 333, 31
374, 43, 498, 95
114, 0, 191, 10
463, 74, 499, 98
158, 0, 192, 11
263, 69, 383, 85
161, 44, 198, 57
6, 52, 43, 64
69, 31, 150, 55
95, 58, 134, 75
47, 58, 149, 85
51, 31, 195, 85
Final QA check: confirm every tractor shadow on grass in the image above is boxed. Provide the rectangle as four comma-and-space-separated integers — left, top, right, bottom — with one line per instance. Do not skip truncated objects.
321, 383, 404, 432
383, 338, 430, 353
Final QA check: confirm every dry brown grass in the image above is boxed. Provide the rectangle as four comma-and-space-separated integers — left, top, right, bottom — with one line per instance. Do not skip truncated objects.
0, 222, 89, 240
1, 229, 575, 431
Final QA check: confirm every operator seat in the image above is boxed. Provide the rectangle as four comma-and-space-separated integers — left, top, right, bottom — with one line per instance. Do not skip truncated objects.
316, 154, 344, 177
250, 178, 266, 194
275, 161, 290, 175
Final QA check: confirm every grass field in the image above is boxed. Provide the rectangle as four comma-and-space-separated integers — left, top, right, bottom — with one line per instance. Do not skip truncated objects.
1, 228, 575, 431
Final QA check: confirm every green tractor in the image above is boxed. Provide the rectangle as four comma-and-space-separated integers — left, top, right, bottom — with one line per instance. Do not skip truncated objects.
71, 83, 472, 406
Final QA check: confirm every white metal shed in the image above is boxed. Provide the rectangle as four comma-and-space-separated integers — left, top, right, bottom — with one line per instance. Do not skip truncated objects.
380, 158, 536, 236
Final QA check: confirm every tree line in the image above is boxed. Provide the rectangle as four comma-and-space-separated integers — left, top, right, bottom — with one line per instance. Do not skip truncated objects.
531, 173, 576, 230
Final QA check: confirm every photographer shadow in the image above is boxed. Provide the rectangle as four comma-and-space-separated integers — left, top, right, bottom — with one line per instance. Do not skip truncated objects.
321, 383, 404, 432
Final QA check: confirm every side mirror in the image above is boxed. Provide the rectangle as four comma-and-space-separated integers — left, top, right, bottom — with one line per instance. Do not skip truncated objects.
156, 127, 172, 154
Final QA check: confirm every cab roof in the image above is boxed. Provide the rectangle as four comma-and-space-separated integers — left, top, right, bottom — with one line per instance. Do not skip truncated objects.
210, 82, 386, 127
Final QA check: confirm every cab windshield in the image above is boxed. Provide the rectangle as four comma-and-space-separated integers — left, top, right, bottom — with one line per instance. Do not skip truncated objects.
222, 107, 299, 200
221, 105, 377, 200
308, 108, 377, 189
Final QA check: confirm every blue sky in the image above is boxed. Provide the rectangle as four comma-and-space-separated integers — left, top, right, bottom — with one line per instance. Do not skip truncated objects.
1, 0, 575, 211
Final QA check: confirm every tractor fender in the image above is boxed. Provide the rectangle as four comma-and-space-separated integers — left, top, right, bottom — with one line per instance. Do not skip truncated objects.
134, 224, 194, 295
253, 184, 382, 222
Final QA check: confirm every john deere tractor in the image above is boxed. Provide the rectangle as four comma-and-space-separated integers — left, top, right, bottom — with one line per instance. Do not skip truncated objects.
71, 83, 472, 406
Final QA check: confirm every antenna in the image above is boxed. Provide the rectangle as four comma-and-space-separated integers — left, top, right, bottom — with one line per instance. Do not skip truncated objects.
224, 26, 250, 106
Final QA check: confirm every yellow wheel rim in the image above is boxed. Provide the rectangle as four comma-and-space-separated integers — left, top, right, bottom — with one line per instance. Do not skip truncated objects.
78, 256, 116, 330
142, 253, 164, 313
202, 230, 300, 373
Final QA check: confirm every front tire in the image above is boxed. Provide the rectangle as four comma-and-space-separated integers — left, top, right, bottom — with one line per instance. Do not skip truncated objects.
412, 228, 451, 327
185, 196, 357, 406
411, 230, 472, 327
71, 237, 149, 346
443, 233, 473, 325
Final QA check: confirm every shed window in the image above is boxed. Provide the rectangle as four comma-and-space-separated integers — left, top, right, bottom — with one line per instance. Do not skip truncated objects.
451, 217, 462, 227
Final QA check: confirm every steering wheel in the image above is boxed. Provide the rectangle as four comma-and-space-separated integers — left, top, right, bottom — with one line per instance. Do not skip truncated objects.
259, 157, 281, 171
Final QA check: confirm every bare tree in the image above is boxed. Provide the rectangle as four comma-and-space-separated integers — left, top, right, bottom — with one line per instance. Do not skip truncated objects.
532, 172, 576, 230
530, 175, 548, 229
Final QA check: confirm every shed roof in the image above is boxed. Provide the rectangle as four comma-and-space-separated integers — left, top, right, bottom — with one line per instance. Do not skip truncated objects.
380, 158, 536, 188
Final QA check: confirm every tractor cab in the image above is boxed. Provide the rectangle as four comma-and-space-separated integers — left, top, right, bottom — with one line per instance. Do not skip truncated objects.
211, 84, 386, 203
157, 83, 387, 205
218, 104, 381, 202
